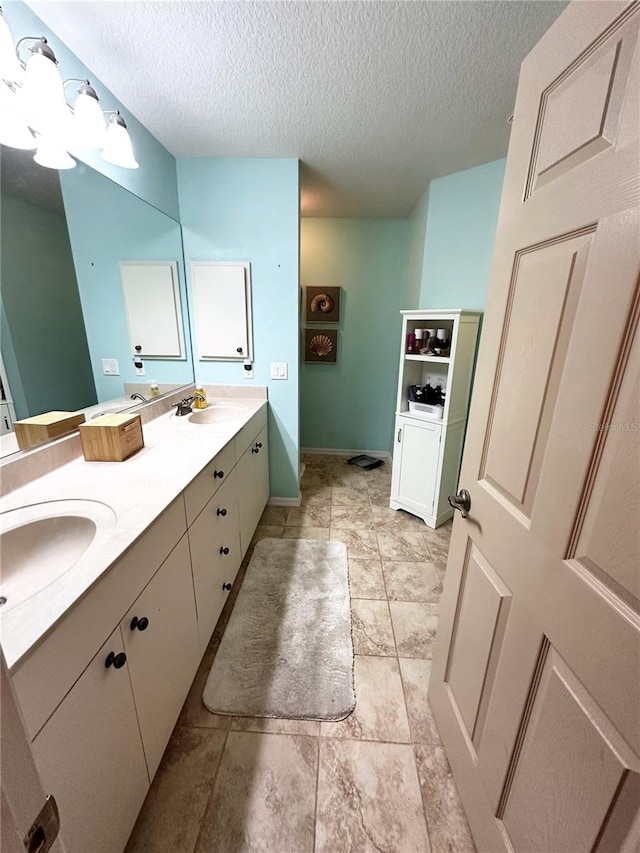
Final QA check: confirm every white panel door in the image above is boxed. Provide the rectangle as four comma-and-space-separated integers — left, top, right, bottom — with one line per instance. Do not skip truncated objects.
191, 262, 253, 360
429, 3, 640, 851
121, 535, 200, 780
119, 261, 185, 358
31, 626, 149, 853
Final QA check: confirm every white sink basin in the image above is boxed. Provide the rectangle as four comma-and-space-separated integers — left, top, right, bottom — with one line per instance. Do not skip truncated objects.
0, 500, 116, 612
188, 403, 247, 425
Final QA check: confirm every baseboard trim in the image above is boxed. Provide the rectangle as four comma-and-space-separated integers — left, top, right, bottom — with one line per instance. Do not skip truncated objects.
302, 447, 393, 466
268, 494, 302, 508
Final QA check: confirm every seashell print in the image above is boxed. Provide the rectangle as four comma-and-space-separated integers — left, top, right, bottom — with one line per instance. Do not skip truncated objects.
309, 334, 333, 357
310, 292, 335, 313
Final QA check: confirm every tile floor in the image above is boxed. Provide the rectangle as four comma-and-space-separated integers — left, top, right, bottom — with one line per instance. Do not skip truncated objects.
126, 454, 476, 853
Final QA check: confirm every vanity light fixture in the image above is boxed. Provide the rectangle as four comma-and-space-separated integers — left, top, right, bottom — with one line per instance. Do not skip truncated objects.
0, 4, 139, 170
101, 112, 139, 169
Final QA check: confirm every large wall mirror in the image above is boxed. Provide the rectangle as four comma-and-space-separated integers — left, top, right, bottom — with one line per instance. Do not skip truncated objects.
0, 145, 194, 458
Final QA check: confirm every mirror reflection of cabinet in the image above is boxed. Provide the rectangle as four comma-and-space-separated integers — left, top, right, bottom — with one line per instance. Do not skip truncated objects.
191, 262, 253, 361
119, 261, 186, 359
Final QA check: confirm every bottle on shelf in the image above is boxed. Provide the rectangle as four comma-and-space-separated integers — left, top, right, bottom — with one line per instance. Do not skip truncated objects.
406, 332, 415, 353
413, 329, 425, 353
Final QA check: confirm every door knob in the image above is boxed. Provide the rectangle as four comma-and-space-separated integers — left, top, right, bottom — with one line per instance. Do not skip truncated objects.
220, 546, 230, 555
222, 582, 232, 591
213, 470, 224, 479
217, 508, 227, 516
130, 616, 149, 631
105, 651, 127, 669
448, 489, 471, 519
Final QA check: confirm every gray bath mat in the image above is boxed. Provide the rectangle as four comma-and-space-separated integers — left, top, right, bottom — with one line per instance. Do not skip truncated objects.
203, 538, 355, 721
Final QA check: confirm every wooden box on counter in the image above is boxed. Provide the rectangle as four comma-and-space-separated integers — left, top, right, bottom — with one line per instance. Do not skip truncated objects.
14, 411, 86, 451
79, 413, 144, 462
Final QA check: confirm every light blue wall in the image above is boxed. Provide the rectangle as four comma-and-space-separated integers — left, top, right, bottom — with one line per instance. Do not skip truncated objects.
1, 192, 96, 418
177, 158, 300, 499
4, 1, 179, 220
418, 159, 506, 310
60, 165, 193, 401
406, 186, 430, 299
300, 219, 414, 453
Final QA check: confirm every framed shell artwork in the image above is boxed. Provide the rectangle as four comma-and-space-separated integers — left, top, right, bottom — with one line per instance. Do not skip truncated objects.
304, 328, 338, 364
305, 286, 341, 324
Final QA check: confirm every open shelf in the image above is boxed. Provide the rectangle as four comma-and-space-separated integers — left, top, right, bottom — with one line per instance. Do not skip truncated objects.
404, 354, 451, 364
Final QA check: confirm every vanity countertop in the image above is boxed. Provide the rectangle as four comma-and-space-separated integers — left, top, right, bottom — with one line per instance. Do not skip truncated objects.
0, 397, 267, 670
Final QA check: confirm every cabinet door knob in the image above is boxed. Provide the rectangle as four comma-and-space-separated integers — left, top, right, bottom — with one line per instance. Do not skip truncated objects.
105, 651, 127, 669
217, 507, 227, 517
213, 470, 224, 479
220, 546, 230, 555
222, 582, 232, 591
130, 616, 149, 631
236, 347, 243, 354
256, 442, 263, 449
251, 447, 258, 454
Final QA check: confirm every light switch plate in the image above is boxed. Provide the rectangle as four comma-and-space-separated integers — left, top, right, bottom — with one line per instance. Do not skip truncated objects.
102, 358, 120, 376
270, 362, 288, 380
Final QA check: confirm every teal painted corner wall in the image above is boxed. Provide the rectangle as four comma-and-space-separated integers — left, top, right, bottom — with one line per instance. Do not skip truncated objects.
1, 192, 96, 419
300, 218, 415, 454
60, 166, 193, 401
177, 158, 300, 500
418, 159, 506, 310
4, 1, 180, 220
406, 186, 430, 299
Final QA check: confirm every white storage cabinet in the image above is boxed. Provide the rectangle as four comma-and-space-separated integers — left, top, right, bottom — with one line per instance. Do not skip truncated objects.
390, 310, 481, 528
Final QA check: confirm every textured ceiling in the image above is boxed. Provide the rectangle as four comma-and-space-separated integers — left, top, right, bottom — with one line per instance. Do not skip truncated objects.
26, 0, 567, 217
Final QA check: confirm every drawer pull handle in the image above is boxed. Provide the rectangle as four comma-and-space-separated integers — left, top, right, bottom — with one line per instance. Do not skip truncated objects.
220, 546, 230, 555
213, 470, 224, 479
130, 616, 149, 632
217, 508, 227, 517
397, 428, 402, 443
105, 651, 127, 669
222, 582, 232, 591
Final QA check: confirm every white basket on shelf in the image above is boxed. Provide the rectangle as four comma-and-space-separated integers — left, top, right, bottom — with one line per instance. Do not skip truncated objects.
408, 401, 444, 420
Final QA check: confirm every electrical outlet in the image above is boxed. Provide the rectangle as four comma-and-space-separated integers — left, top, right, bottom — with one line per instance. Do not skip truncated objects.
243, 359, 254, 379
135, 363, 146, 376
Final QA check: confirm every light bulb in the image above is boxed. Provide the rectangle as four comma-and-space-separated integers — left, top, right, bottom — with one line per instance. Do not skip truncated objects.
33, 134, 76, 169
100, 114, 139, 169
72, 83, 105, 148
20, 41, 72, 140
0, 9, 23, 83
0, 81, 35, 149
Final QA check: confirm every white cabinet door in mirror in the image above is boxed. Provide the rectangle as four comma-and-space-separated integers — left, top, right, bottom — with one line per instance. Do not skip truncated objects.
120, 261, 186, 359
191, 262, 253, 360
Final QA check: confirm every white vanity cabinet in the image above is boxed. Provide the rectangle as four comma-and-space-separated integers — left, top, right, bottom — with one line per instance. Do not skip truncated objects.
236, 425, 269, 556
188, 472, 242, 651
121, 535, 201, 779
390, 310, 481, 528
31, 625, 150, 853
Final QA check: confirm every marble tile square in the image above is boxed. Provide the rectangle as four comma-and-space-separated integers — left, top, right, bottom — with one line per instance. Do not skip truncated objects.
348, 559, 386, 599
414, 743, 476, 853
125, 726, 227, 853
331, 486, 370, 506
330, 529, 379, 560
367, 488, 393, 507
316, 739, 430, 853
301, 467, 333, 487
377, 530, 431, 562
177, 646, 232, 730
389, 601, 439, 659
350, 599, 395, 656
258, 505, 288, 526
281, 526, 330, 540
286, 504, 331, 527
382, 561, 442, 603
195, 732, 318, 853
331, 504, 375, 529
398, 658, 442, 745
372, 505, 427, 532
331, 467, 368, 487
249, 525, 283, 548
230, 716, 320, 736
320, 656, 410, 743
301, 485, 333, 506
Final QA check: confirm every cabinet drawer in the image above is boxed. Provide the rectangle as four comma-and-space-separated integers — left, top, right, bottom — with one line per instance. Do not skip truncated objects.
183, 439, 236, 526
12, 497, 187, 740
121, 535, 200, 780
234, 404, 268, 458
32, 624, 149, 853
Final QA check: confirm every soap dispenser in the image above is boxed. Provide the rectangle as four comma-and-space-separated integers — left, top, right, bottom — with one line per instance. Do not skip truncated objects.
194, 383, 207, 409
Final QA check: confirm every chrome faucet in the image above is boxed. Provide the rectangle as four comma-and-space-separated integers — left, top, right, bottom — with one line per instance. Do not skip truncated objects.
130, 393, 148, 402
173, 394, 204, 417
